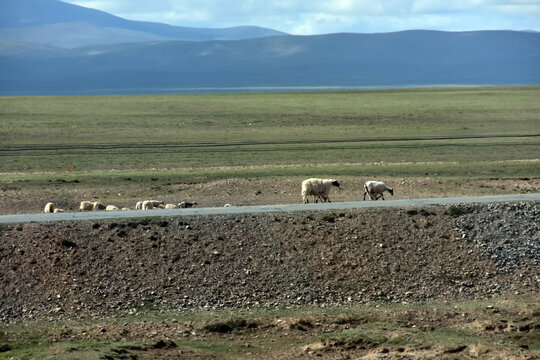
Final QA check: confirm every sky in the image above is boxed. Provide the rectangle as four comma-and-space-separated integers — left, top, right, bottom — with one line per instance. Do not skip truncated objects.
61, 0, 540, 35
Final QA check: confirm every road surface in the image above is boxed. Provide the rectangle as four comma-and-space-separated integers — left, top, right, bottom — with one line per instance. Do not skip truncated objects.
1, 193, 538, 224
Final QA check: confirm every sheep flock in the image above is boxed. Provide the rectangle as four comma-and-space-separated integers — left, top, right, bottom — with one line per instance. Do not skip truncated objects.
43, 200, 198, 213
43, 178, 395, 213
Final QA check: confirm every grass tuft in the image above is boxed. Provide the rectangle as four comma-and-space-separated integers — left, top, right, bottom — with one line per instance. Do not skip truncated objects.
447, 205, 467, 217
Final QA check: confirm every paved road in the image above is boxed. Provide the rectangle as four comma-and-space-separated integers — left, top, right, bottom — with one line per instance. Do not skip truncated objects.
1, 193, 538, 224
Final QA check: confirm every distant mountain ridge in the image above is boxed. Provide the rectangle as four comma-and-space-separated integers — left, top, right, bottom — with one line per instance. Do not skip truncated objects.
0, 0, 539, 95
0, 0, 287, 47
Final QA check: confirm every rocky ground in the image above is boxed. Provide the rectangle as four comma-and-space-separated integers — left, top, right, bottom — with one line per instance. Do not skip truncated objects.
0, 178, 539, 359
1, 202, 538, 323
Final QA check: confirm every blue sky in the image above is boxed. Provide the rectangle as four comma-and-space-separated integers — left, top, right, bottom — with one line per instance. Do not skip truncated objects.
61, 0, 540, 35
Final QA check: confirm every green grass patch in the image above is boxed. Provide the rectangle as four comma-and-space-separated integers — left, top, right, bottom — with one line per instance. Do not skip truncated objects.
424, 327, 482, 346
2, 136, 538, 173
174, 340, 254, 357
319, 328, 388, 350
1, 295, 537, 359
1, 87, 539, 176
2, 87, 539, 146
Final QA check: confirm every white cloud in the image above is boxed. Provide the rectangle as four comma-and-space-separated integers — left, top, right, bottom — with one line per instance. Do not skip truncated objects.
285, 12, 356, 35
67, 0, 125, 14
61, 0, 540, 34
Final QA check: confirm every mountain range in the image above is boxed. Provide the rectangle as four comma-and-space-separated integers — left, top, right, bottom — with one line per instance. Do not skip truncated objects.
1, 0, 539, 95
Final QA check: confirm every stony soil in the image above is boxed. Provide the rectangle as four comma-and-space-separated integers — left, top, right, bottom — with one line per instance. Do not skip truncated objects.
1, 202, 538, 323
0, 178, 539, 359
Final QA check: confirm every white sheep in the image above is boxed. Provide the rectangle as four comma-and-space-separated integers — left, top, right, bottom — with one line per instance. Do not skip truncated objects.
301, 178, 340, 204
135, 201, 143, 210
224, 203, 232, 207
142, 200, 165, 210
165, 204, 177, 209
106, 205, 119, 211
363, 181, 394, 201
80, 201, 93, 211
178, 201, 197, 208
93, 201, 107, 210
53, 208, 65, 213
44, 202, 55, 213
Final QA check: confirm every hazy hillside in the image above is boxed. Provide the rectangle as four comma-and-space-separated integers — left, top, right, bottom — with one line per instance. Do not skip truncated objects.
0, 23, 176, 48
1, 30, 539, 95
0, 0, 287, 47
1, 0, 539, 95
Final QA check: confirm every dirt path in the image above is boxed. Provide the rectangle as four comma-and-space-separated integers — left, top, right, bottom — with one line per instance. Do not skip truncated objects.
1, 193, 539, 224
4, 133, 537, 152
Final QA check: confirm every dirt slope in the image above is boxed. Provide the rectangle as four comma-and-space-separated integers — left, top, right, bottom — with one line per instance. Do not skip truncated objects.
1, 202, 538, 323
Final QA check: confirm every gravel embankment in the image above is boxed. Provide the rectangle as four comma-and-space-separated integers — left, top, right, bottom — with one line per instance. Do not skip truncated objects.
0, 202, 538, 322
456, 202, 539, 273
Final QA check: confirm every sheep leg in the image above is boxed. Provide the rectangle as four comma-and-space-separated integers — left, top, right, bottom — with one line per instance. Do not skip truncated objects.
364, 191, 372, 200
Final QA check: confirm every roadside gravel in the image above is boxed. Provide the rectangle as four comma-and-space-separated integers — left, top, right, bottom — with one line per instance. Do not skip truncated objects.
455, 202, 539, 274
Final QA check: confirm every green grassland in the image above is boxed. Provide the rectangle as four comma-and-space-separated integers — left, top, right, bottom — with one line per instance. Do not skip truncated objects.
1, 296, 538, 359
1, 86, 539, 183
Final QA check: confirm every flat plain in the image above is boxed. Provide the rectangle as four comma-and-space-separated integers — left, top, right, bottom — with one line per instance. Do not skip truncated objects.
0, 87, 539, 359
1, 86, 539, 174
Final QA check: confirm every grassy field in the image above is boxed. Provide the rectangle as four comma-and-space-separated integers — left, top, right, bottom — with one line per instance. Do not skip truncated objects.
1, 296, 538, 359
1, 86, 539, 183
1, 87, 539, 359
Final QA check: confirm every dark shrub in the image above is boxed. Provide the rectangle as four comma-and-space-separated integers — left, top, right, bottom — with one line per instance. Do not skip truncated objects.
447, 205, 466, 217
322, 214, 335, 223
59, 239, 77, 248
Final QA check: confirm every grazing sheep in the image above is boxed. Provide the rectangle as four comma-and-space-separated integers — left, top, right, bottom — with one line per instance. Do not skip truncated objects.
93, 202, 107, 210
44, 202, 55, 213
121, 207, 130, 211
224, 203, 232, 207
106, 205, 119, 211
53, 208, 65, 213
165, 204, 177, 209
135, 201, 143, 210
178, 201, 197, 208
363, 181, 394, 201
79, 201, 93, 211
142, 200, 165, 210
301, 178, 340, 204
